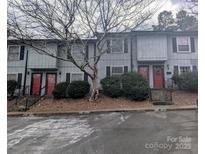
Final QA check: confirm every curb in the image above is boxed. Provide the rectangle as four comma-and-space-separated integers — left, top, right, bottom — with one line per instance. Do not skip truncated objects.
7, 105, 198, 117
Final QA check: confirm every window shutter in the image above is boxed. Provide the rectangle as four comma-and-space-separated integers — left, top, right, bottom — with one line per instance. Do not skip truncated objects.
86, 45, 89, 58
17, 73, 22, 89
66, 73, 70, 83
173, 66, 178, 75
190, 37, 195, 53
84, 72, 88, 81
172, 37, 177, 53
67, 47, 71, 59
20, 46, 25, 60
192, 66, 197, 72
124, 66, 128, 73
107, 40, 111, 53
106, 66, 110, 77
124, 38, 128, 53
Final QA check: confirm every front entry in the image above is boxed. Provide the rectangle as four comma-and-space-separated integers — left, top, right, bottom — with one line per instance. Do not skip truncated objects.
153, 65, 164, 89
138, 65, 149, 80
31, 73, 42, 95
46, 73, 57, 96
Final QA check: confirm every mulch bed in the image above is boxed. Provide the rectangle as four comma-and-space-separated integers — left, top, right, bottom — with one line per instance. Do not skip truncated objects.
27, 91, 197, 113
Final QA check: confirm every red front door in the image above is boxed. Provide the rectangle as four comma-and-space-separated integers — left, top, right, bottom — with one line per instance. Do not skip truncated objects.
153, 65, 164, 89
31, 73, 42, 95
46, 74, 56, 96
138, 66, 149, 80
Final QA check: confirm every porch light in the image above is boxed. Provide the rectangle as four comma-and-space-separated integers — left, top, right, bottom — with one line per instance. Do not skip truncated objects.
59, 71, 61, 75
167, 64, 169, 70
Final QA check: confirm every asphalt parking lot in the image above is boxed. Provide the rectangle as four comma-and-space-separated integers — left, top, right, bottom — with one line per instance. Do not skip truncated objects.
8, 110, 197, 154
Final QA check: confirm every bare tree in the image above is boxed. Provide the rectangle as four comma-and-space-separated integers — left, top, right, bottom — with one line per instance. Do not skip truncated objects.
8, 0, 161, 101
181, 0, 198, 16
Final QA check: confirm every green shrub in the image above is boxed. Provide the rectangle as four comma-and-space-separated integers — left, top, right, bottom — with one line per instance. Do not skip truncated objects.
52, 82, 70, 99
172, 71, 198, 92
121, 72, 149, 101
100, 76, 122, 98
7, 80, 18, 97
67, 81, 90, 98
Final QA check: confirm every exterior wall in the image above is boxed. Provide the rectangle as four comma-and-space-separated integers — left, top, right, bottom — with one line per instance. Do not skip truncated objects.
98, 35, 131, 86
7, 31, 198, 95
136, 35, 167, 61
164, 35, 198, 87
27, 42, 57, 69
57, 43, 95, 85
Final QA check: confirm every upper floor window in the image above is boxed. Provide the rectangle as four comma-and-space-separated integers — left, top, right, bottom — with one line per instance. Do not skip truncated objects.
71, 44, 84, 59
107, 38, 128, 53
111, 39, 123, 53
177, 37, 190, 52
71, 73, 83, 82
8, 45, 20, 61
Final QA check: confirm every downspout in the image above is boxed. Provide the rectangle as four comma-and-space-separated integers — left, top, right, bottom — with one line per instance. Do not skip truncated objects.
130, 37, 133, 72
23, 50, 28, 95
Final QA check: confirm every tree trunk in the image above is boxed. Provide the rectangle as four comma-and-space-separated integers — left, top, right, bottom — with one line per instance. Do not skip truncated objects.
89, 78, 99, 101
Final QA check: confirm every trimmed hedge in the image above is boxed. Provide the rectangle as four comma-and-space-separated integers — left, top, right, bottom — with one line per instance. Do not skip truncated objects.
172, 71, 198, 92
52, 82, 70, 99
100, 76, 122, 98
7, 80, 18, 97
67, 81, 90, 98
100, 72, 149, 101
121, 72, 149, 101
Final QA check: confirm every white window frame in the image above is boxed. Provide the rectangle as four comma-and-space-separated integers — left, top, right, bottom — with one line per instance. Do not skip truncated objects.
176, 36, 191, 53
110, 39, 124, 53
179, 66, 191, 74
7, 45, 21, 61
70, 72, 84, 82
7, 73, 17, 81
71, 44, 84, 58
111, 66, 124, 76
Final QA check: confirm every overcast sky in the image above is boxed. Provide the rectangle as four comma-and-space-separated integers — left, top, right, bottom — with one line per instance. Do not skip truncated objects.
139, 0, 192, 30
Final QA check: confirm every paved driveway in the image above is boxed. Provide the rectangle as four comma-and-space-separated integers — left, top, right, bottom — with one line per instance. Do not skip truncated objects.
8, 111, 197, 154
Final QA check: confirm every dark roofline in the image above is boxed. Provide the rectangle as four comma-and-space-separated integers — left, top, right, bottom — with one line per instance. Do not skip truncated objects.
7, 38, 97, 43
103, 30, 198, 36
8, 31, 198, 43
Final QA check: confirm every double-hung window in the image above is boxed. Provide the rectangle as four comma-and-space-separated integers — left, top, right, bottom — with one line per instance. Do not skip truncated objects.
70, 73, 83, 82
177, 37, 190, 52
8, 46, 20, 61
111, 67, 124, 76
7, 74, 17, 81
71, 44, 84, 59
111, 39, 123, 53
180, 66, 191, 73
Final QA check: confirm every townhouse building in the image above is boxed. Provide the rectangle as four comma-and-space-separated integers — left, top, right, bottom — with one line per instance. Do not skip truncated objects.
7, 31, 198, 96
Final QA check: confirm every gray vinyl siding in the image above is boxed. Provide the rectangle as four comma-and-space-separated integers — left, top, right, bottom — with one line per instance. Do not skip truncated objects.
57, 43, 95, 84
7, 31, 198, 91
166, 35, 198, 74
27, 43, 57, 69
98, 35, 131, 85
136, 35, 167, 61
